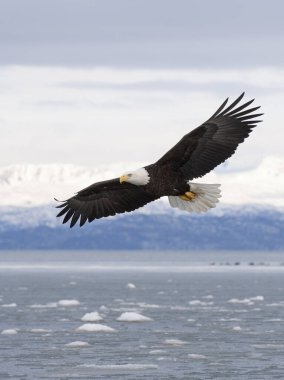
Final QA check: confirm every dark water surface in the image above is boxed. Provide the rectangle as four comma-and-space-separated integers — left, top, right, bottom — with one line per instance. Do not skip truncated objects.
0, 250, 284, 379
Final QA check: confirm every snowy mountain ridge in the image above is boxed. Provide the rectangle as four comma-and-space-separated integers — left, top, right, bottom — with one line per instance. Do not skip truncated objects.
0, 156, 283, 209
0, 157, 283, 249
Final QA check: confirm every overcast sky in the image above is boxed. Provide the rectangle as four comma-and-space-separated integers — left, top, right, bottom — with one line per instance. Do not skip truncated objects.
0, 0, 283, 171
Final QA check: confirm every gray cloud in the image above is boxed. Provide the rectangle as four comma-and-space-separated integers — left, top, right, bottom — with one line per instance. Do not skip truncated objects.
1, 0, 283, 67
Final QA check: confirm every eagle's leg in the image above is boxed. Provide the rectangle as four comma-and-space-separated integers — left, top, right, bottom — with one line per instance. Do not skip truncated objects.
179, 191, 196, 201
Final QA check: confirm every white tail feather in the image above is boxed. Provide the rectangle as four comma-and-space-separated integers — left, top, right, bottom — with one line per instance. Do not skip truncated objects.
168, 183, 221, 214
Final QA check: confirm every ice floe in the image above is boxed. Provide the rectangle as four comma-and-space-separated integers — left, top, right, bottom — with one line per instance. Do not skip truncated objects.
117, 312, 152, 322
30, 302, 58, 308
164, 339, 187, 345
126, 283, 136, 289
250, 296, 264, 301
65, 341, 90, 347
203, 295, 214, 299
232, 326, 242, 331
57, 299, 80, 307
30, 329, 51, 333
30, 299, 80, 308
1, 303, 17, 308
76, 323, 115, 332
228, 296, 264, 305
188, 354, 207, 359
266, 302, 284, 307
149, 349, 166, 355
189, 300, 213, 306
1, 329, 18, 335
81, 311, 103, 322
136, 302, 160, 309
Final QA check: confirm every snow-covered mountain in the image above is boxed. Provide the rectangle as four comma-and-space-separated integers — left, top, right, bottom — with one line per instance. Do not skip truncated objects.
0, 156, 283, 208
0, 157, 283, 250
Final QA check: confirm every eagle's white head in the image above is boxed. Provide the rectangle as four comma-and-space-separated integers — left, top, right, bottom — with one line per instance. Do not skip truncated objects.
120, 167, 150, 186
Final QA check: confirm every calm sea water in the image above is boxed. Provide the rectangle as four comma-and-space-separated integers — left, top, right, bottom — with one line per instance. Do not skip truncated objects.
0, 250, 284, 379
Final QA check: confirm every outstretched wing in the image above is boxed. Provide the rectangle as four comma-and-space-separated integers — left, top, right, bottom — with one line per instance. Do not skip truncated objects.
56, 178, 157, 228
156, 93, 263, 180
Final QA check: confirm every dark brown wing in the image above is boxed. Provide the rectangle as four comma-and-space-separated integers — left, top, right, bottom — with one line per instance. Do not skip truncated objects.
56, 178, 157, 228
156, 93, 263, 180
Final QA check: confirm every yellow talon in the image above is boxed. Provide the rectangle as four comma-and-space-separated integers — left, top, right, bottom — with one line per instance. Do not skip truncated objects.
185, 191, 196, 200
179, 191, 196, 201
179, 194, 190, 201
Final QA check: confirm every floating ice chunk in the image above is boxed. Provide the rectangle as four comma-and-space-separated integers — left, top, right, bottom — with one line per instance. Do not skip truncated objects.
127, 283, 136, 289
267, 302, 284, 307
188, 354, 207, 359
228, 296, 264, 304
164, 339, 187, 346
30, 329, 51, 333
1, 303, 17, 308
187, 319, 196, 322
250, 296, 264, 301
99, 305, 108, 311
30, 302, 58, 308
76, 323, 115, 332
149, 350, 165, 355
227, 298, 253, 305
65, 341, 90, 347
1, 329, 18, 335
233, 326, 242, 331
81, 311, 103, 322
58, 299, 80, 307
136, 302, 160, 309
203, 295, 214, 299
189, 300, 213, 306
117, 312, 152, 322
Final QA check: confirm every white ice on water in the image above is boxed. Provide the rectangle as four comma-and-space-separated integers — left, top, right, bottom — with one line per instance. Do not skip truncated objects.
188, 354, 207, 359
126, 283, 136, 289
233, 326, 243, 331
1, 329, 18, 335
149, 350, 166, 355
30, 329, 51, 333
30, 300, 80, 308
1, 303, 17, 308
30, 302, 58, 308
189, 300, 213, 306
76, 323, 115, 332
65, 341, 90, 347
57, 299, 80, 307
228, 296, 264, 305
164, 339, 187, 346
81, 311, 103, 322
117, 312, 152, 322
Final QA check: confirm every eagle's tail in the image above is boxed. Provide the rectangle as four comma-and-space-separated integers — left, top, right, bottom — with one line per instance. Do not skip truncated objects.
168, 183, 221, 213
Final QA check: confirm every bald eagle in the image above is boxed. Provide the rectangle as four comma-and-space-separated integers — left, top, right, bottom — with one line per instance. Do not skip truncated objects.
56, 93, 262, 228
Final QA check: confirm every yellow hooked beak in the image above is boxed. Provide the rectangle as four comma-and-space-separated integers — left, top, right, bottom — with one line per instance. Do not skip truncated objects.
119, 175, 128, 184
